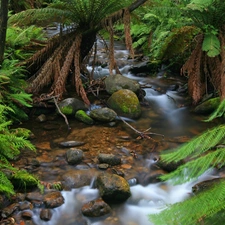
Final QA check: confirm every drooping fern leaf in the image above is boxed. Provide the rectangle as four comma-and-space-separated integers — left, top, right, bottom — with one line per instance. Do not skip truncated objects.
204, 98, 225, 122
160, 125, 225, 163
160, 147, 225, 183
149, 179, 225, 225
0, 171, 15, 196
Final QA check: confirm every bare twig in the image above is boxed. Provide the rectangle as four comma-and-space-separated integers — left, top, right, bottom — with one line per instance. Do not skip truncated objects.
52, 96, 71, 132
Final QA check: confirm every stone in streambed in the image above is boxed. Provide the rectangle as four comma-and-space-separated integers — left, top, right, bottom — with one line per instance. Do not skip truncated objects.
60, 141, 85, 147
43, 191, 64, 208
81, 198, 111, 217
40, 208, 52, 221
90, 107, 117, 122
98, 153, 121, 166
75, 110, 94, 125
66, 148, 83, 165
104, 74, 141, 95
107, 89, 141, 119
96, 173, 131, 203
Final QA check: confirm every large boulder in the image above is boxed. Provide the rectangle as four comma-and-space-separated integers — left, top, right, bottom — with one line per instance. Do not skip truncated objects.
193, 97, 220, 114
89, 107, 117, 122
104, 74, 140, 94
96, 173, 131, 203
58, 98, 88, 116
107, 89, 141, 119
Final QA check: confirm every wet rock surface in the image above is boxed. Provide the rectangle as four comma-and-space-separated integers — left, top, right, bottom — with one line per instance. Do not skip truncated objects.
66, 148, 84, 165
81, 198, 111, 217
96, 173, 131, 203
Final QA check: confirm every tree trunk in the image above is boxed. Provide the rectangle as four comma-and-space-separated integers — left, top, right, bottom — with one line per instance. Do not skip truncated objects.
0, 0, 8, 65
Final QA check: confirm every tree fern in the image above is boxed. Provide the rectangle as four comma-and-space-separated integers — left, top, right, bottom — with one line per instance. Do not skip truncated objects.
0, 171, 15, 196
150, 179, 225, 225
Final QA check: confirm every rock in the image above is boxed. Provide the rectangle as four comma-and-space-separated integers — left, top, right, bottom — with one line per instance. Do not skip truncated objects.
129, 61, 159, 74
40, 208, 52, 221
138, 170, 167, 186
81, 198, 111, 217
98, 153, 121, 166
26, 192, 44, 204
1, 203, 19, 218
66, 148, 83, 165
75, 110, 94, 125
156, 159, 184, 172
104, 74, 141, 95
96, 173, 131, 203
58, 98, 88, 116
90, 107, 117, 122
107, 89, 141, 119
61, 169, 98, 189
192, 178, 225, 194
21, 211, 33, 219
19, 201, 33, 211
193, 97, 220, 114
60, 141, 85, 148
44, 191, 64, 208
36, 114, 47, 122
98, 163, 109, 170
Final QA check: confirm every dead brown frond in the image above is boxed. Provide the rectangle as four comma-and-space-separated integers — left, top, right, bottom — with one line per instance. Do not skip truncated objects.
123, 8, 134, 59
74, 33, 90, 106
181, 35, 206, 104
52, 39, 77, 99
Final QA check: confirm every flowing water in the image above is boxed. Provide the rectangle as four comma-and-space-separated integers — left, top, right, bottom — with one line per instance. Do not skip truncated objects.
21, 40, 219, 225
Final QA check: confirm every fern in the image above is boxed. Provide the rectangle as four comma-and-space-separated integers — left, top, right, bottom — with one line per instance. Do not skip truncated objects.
150, 179, 225, 225
205, 98, 225, 122
0, 171, 15, 196
161, 147, 225, 183
160, 125, 225, 163
202, 33, 220, 57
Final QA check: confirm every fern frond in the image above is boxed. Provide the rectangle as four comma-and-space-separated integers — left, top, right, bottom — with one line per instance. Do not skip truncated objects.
0, 171, 15, 196
202, 33, 220, 57
161, 148, 225, 183
205, 98, 225, 122
161, 125, 225, 163
8, 8, 71, 26
149, 179, 225, 225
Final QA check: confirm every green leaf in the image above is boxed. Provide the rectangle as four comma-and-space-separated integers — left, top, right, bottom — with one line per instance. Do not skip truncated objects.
202, 33, 220, 57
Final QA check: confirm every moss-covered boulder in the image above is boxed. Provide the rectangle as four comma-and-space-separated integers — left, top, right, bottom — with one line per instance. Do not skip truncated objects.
107, 89, 141, 119
193, 97, 220, 114
75, 110, 94, 125
58, 98, 88, 116
96, 173, 131, 203
104, 74, 140, 94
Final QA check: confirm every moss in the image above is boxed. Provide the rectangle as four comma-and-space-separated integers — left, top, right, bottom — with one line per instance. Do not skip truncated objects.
107, 89, 141, 119
75, 110, 94, 125
61, 106, 73, 115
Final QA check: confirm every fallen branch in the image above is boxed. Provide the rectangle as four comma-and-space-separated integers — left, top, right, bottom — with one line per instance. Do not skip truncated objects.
52, 96, 71, 132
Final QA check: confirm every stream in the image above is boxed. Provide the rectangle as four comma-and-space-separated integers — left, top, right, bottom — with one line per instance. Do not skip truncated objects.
19, 40, 218, 225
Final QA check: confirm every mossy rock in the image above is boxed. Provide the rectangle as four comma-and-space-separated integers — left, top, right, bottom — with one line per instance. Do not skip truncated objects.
107, 89, 141, 119
104, 74, 140, 95
193, 97, 220, 114
75, 110, 94, 125
58, 98, 88, 116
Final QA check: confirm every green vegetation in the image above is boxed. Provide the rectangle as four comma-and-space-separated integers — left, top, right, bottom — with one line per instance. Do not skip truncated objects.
149, 100, 225, 224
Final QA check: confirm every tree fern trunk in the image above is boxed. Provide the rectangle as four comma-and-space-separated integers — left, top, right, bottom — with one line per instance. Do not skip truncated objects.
0, 0, 8, 65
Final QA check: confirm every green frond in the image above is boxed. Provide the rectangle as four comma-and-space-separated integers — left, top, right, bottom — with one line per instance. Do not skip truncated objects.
161, 148, 225, 183
8, 8, 71, 26
11, 170, 39, 189
0, 171, 15, 196
205, 98, 225, 122
161, 125, 225, 163
149, 180, 225, 225
9, 93, 32, 107
202, 33, 220, 57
